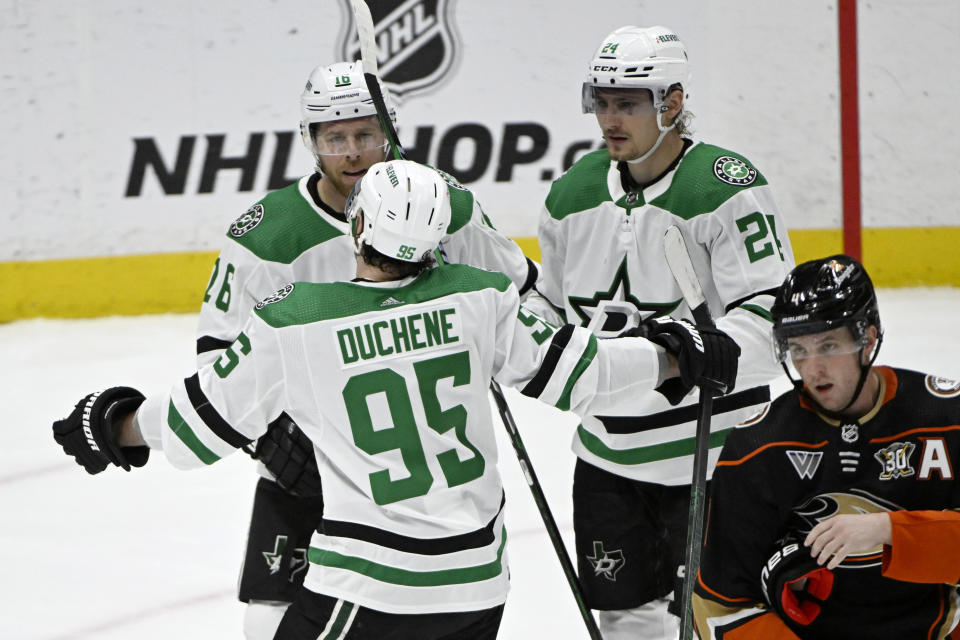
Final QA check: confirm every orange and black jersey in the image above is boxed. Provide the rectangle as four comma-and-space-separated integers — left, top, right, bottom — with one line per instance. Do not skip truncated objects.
693, 367, 960, 639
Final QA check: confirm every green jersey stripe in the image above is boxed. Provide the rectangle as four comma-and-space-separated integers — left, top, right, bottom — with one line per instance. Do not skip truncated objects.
308, 527, 508, 587
556, 334, 599, 411
576, 424, 734, 465
167, 400, 220, 465
322, 601, 356, 640
739, 303, 773, 322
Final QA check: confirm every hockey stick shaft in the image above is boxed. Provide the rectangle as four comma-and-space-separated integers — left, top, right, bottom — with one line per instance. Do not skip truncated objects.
663, 225, 715, 640
349, 0, 404, 160
490, 381, 602, 640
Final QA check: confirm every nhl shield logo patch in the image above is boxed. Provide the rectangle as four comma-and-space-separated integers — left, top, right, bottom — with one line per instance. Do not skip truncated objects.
713, 156, 757, 186
256, 283, 295, 309
339, 0, 459, 99
230, 204, 264, 237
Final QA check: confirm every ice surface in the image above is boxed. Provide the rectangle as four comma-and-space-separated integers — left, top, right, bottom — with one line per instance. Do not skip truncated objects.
3, 288, 958, 639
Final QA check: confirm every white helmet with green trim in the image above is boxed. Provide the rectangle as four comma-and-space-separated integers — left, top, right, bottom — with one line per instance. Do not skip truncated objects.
582, 25, 690, 114
346, 160, 450, 263
299, 61, 397, 162
582, 25, 690, 163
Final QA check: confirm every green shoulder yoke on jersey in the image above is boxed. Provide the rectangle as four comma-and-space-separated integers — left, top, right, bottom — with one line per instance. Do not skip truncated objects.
255, 263, 512, 329
432, 167, 477, 235
227, 181, 344, 264
649, 143, 768, 220
545, 149, 612, 221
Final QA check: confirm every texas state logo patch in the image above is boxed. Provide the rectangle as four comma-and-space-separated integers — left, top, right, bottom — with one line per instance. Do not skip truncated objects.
713, 156, 757, 186
925, 375, 960, 398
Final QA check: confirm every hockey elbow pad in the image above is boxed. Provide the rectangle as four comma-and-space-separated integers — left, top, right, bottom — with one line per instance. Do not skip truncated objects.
52, 387, 148, 474
760, 532, 835, 626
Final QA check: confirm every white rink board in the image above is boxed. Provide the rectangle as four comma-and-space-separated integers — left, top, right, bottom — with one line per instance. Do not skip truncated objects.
4, 0, 959, 262
3, 287, 960, 639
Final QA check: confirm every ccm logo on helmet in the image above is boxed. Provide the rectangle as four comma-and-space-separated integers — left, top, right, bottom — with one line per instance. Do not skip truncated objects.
593, 65, 618, 72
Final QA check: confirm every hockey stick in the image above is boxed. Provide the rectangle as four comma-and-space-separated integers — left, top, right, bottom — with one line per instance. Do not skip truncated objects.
348, 0, 404, 161
490, 381, 602, 640
663, 225, 722, 640
348, 2, 600, 637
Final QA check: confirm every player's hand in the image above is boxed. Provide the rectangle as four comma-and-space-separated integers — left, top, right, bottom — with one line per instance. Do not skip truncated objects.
805, 513, 892, 570
251, 414, 322, 497
52, 387, 148, 474
644, 317, 740, 404
760, 532, 835, 626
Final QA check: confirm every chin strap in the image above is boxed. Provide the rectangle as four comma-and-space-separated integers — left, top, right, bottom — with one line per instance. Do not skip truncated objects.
626, 108, 677, 165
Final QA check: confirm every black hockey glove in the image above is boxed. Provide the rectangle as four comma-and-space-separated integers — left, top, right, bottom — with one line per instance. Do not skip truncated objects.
760, 532, 835, 626
52, 386, 149, 474
645, 317, 740, 404
251, 414, 322, 498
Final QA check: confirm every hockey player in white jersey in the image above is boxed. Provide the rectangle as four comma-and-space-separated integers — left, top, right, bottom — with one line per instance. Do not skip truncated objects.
52, 160, 741, 639
194, 62, 539, 637
521, 26, 796, 639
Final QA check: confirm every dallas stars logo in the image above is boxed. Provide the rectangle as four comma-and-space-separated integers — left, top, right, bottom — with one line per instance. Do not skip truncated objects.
713, 156, 757, 186
586, 541, 626, 582
567, 258, 680, 332
263, 535, 309, 583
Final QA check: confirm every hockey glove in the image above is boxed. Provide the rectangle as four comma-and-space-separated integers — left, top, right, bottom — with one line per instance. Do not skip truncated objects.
760, 532, 835, 626
645, 317, 741, 404
251, 414, 322, 498
52, 386, 149, 474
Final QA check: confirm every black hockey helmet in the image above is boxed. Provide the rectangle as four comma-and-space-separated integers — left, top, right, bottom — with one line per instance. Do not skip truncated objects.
771, 255, 883, 417
771, 255, 881, 362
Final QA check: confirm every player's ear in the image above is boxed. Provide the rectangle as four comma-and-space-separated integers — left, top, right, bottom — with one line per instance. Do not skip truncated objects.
863, 325, 879, 361
662, 87, 684, 120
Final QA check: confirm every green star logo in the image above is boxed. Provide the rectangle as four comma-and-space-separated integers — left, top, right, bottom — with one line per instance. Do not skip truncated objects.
567, 258, 681, 333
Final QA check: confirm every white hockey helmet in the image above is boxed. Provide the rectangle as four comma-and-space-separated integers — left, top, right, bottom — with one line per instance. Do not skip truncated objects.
582, 25, 690, 114
346, 160, 451, 263
299, 61, 397, 158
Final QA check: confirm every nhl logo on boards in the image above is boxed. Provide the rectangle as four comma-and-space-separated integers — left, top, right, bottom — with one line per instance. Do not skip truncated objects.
925, 375, 960, 398
713, 156, 757, 186
230, 204, 264, 237
256, 283, 294, 309
339, 0, 459, 99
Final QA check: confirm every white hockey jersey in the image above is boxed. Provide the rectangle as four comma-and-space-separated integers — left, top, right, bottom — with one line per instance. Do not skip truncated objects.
195, 172, 538, 366
135, 264, 663, 614
524, 141, 795, 485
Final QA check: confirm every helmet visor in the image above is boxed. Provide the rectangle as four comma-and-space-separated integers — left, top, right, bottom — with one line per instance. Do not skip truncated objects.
310, 120, 388, 156
773, 323, 867, 364
581, 85, 656, 116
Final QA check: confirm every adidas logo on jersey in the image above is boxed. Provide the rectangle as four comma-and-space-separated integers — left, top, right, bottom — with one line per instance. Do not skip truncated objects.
380, 296, 404, 307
